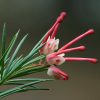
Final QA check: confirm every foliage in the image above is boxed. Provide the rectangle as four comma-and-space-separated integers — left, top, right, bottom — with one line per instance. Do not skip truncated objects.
0, 24, 53, 99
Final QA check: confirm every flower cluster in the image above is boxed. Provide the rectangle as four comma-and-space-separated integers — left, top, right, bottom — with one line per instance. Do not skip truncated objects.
40, 12, 97, 80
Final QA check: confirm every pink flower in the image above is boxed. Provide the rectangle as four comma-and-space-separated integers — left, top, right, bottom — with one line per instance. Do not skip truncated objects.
46, 29, 98, 65
42, 12, 98, 80
46, 53, 65, 65
40, 12, 67, 55
47, 66, 68, 80
40, 37, 59, 55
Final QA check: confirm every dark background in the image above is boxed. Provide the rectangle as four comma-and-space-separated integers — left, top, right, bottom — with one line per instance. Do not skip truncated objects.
0, 0, 100, 100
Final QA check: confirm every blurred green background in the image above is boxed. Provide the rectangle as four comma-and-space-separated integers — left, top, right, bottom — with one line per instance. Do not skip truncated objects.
0, 0, 100, 100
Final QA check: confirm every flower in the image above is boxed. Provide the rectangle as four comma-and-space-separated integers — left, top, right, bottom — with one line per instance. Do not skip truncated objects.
40, 37, 59, 55
40, 12, 67, 55
47, 66, 68, 80
46, 53, 65, 65
46, 29, 98, 65
39, 12, 98, 80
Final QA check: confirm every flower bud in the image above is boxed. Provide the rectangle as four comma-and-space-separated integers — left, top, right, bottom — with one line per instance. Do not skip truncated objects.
46, 53, 65, 65
47, 66, 68, 80
40, 37, 59, 55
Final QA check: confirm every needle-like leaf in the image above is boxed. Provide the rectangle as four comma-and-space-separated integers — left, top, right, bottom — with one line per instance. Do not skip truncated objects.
4, 30, 20, 61
1, 23, 6, 55
10, 65, 48, 79
2, 34, 28, 83
8, 34, 28, 67
1, 23, 6, 79
0, 79, 53, 98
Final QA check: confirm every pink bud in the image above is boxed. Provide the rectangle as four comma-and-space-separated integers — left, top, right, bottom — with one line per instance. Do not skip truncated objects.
42, 12, 67, 43
51, 23, 60, 39
57, 12, 67, 23
40, 37, 59, 55
46, 53, 65, 65
47, 66, 68, 80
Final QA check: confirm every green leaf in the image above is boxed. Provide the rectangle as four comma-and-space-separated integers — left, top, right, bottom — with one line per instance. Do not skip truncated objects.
1, 23, 7, 79
7, 34, 28, 67
4, 30, 20, 62
23, 54, 45, 67
0, 86, 49, 99
1, 34, 28, 83
0, 30, 20, 68
0, 79, 53, 98
2, 57, 23, 82
5, 44, 45, 79
0, 31, 25, 80
16, 87, 49, 92
1, 23, 6, 55
10, 65, 48, 79
4, 55, 23, 74
5, 78, 52, 84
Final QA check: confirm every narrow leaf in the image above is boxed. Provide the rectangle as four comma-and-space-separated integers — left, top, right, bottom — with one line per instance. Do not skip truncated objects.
1, 23, 6, 55
0, 30, 19, 72
8, 34, 28, 67
6, 44, 45, 79
4, 55, 23, 75
23, 54, 45, 67
10, 65, 48, 79
4, 30, 20, 62
0, 79, 52, 98
1, 23, 6, 79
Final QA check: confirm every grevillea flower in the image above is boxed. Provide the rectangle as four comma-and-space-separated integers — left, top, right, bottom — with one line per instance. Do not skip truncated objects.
46, 29, 98, 65
40, 12, 66, 55
47, 66, 68, 80
39, 12, 97, 80
40, 37, 59, 55
46, 53, 65, 65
